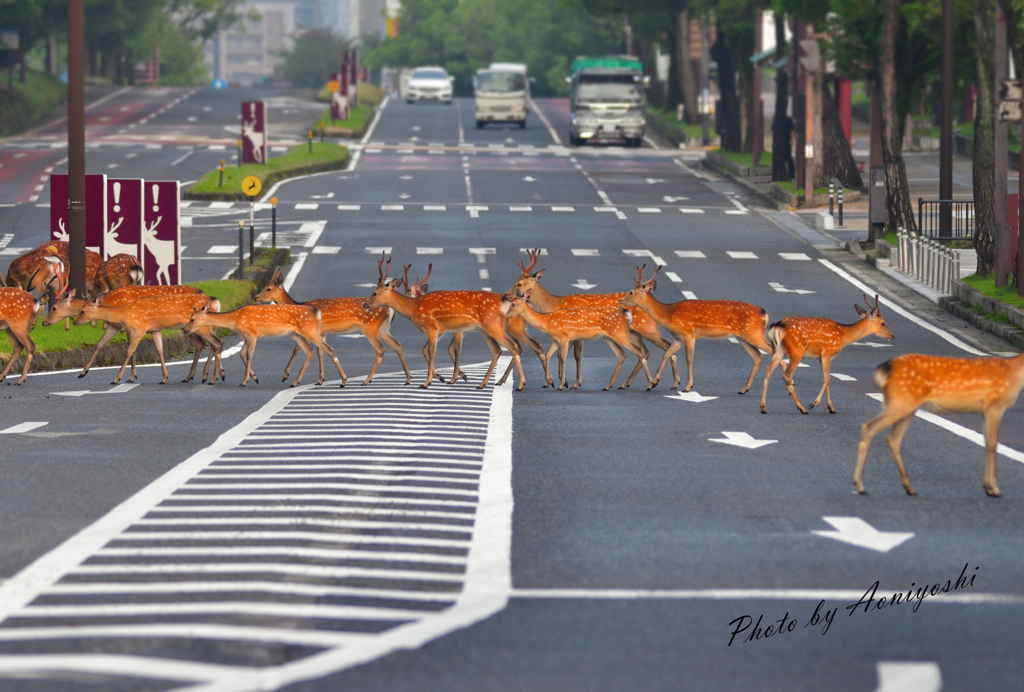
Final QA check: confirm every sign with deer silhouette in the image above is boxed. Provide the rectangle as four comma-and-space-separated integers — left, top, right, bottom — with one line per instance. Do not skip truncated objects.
50, 174, 108, 256
142, 181, 181, 285
104, 178, 143, 261
241, 101, 267, 164
330, 70, 348, 121
348, 49, 358, 108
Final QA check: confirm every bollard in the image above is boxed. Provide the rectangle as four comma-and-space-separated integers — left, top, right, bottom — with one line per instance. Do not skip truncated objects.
320, 120, 325, 142
237, 139, 242, 167
829, 181, 835, 217
898, 229, 906, 272
953, 251, 961, 287
838, 186, 844, 227
271, 196, 278, 248
237, 220, 245, 278
308, 130, 313, 153
218, 160, 225, 188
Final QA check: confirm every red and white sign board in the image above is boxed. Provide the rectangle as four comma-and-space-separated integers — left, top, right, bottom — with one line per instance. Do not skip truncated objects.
331, 69, 349, 121
50, 174, 107, 256
348, 49, 358, 108
142, 181, 181, 286
241, 101, 267, 164
105, 178, 143, 260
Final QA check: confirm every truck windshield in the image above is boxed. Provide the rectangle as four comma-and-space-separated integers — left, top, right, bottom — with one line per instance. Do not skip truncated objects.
576, 74, 640, 103
477, 71, 526, 93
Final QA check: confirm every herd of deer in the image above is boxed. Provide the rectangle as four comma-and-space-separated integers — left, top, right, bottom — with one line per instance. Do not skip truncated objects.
0, 246, 1022, 497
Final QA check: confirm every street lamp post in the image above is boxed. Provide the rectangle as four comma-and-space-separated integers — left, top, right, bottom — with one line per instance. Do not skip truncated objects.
67, 0, 87, 296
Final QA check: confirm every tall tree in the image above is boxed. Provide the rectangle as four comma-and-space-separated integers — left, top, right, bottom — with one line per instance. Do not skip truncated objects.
771, 12, 791, 182
677, 8, 699, 123
880, 0, 917, 232
973, 0, 996, 275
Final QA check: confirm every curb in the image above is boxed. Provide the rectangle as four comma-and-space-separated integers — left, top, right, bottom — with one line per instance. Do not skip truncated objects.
4, 331, 197, 376
184, 153, 350, 202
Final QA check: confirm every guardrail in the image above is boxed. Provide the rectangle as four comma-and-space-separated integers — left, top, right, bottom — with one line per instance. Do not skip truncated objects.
917, 198, 975, 240
896, 228, 959, 294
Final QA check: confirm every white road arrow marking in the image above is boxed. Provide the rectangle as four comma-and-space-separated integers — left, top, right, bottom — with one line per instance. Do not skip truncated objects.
812, 517, 915, 553
522, 176, 536, 182
662, 195, 689, 202
398, 193, 412, 199
56, 384, 140, 397
852, 341, 894, 348
874, 662, 941, 692
309, 192, 334, 199
645, 178, 666, 184
399, 175, 413, 180
709, 431, 777, 449
0, 422, 48, 434
666, 391, 717, 403
769, 282, 816, 295
571, 280, 597, 290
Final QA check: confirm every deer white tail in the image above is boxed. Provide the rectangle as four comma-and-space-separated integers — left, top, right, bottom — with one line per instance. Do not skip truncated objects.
873, 359, 894, 391
766, 322, 784, 356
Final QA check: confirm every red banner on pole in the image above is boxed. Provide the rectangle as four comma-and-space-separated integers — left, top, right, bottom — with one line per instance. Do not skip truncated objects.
51, 173, 106, 256
105, 178, 144, 260
142, 181, 181, 285
241, 101, 267, 164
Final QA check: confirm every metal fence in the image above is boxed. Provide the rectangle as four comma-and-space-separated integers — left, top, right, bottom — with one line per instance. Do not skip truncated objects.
896, 228, 960, 294
917, 198, 975, 240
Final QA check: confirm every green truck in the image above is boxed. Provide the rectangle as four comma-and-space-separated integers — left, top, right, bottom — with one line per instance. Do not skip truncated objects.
566, 56, 647, 147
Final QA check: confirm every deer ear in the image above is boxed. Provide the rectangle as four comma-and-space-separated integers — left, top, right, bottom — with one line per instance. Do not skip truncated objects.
650, 280, 657, 291
419, 283, 428, 293
68, 289, 76, 299
534, 268, 545, 279
854, 304, 868, 316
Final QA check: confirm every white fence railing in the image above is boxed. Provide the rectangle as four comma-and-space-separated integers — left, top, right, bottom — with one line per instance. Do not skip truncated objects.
896, 228, 959, 295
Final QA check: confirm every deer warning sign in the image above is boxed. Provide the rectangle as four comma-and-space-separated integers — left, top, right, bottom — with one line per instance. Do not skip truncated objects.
142, 181, 181, 285
105, 178, 143, 261
50, 174, 108, 256
241, 101, 267, 164
330, 71, 348, 121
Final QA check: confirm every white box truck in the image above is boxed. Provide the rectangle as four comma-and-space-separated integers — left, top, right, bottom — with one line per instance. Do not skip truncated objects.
474, 63, 530, 129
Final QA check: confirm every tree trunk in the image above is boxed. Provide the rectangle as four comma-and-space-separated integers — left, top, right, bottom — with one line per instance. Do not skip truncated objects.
711, 30, 741, 151
998, 0, 1024, 73
771, 12, 791, 182
739, 50, 753, 153
823, 79, 862, 189
678, 10, 699, 125
973, 0, 996, 276
665, 29, 681, 111
808, 34, 827, 188
879, 0, 917, 232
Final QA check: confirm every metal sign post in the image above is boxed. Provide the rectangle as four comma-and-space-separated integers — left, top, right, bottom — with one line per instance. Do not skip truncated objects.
270, 197, 278, 248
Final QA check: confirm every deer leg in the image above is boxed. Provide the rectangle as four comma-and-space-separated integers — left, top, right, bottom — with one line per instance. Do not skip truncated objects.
854, 406, 912, 494
620, 332, 650, 389
113, 331, 144, 385
809, 355, 837, 413
239, 339, 257, 386
422, 341, 446, 383
149, 330, 170, 384
289, 335, 315, 387
982, 408, 1005, 497
199, 330, 223, 386
556, 341, 570, 391
280, 344, 302, 382
448, 333, 466, 385
316, 335, 346, 387
362, 334, 387, 386
474, 333, 503, 388
0, 329, 24, 383
599, 337, 628, 391
378, 328, 411, 385
182, 332, 203, 383
12, 330, 34, 385
780, 352, 808, 414
885, 414, 917, 496
495, 337, 526, 387
649, 337, 683, 390
736, 339, 764, 395
79, 324, 122, 378
421, 333, 439, 388
760, 344, 788, 414
643, 330, 680, 389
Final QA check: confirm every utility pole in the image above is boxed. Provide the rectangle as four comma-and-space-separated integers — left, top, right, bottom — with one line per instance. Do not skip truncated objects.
939, 0, 953, 239
793, 19, 806, 193
66, 0, 86, 295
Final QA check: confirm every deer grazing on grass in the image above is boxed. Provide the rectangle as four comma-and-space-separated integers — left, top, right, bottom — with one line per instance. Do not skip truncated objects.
620, 265, 772, 393
76, 292, 225, 385
185, 302, 346, 388
0, 277, 59, 384
50, 284, 219, 383
854, 352, 1024, 497
505, 248, 675, 390
760, 294, 895, 414
94, 254, 144, 294
254, 266, 411, 386
401, 263, 550, 388
5, 245, 67, 296
363, 256, 525, 389
507, 289, 652, 391
25, 241, 103, 295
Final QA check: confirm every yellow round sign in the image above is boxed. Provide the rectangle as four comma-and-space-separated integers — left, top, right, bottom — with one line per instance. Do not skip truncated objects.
241, 176, 262, 197
270, 197, 279, 206
327, 80, 339, 92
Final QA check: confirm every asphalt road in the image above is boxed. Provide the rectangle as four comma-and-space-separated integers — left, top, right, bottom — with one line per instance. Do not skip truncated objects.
0, 90, 1021, 692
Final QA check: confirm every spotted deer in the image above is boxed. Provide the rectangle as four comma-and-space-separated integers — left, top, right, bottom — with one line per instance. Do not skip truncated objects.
52, 284, 218, 383
254, 266, 411, 385
29, 241, 103, 295
363, 257, 525, 389
760, 294, 895, 414
5, 245, 67, 296
0, 284, 54, 384
76, 292, 225, 385
619, 265, 772, 393
94, 254, 144, 294
185, 302, 346, 388
507, 290, 652, 391
854, 352, 1024, 497
505, 248, 675, 389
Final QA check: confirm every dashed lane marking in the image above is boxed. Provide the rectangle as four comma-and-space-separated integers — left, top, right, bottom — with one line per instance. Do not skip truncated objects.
0, 364, 514, 691
0, 422, 48, 434
312, 246, 340, 254
675, 251, 706, 258
779, 252, 812, 261
726, 251, 759, 259
417, 247, 443, 255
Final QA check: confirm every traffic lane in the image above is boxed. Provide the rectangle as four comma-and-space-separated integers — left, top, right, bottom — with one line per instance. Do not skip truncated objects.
369, 98, 461, 144
583, 160, 726, 208
0, 147, 66, 204
468, 159, 601, 206
317, 158, 468, 204
283, 598, 1024, 691
531, 98, 571, 142
0, 348, 295, 581
34, 88, 196, 140
137, 87, 319, 140
457, 98, 557, 147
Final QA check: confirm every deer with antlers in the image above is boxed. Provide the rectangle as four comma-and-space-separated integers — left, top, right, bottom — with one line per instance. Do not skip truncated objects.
854, 352, 1024, 497
505, 248, 675, 389
75, 292, 226, 385
620, 265, 772, 393
94, 254, 144, 294
760, 294, 895, 414
49, 284, 221, 383
507, 289, 652, 391
185, 302, 346, 388
400, 262, 550, 387
254, 266, 411, 386
364, 256, 525, 389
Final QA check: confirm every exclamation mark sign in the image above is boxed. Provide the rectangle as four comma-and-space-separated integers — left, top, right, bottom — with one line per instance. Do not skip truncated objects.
112, 182, 121, 213
152, 184, 159, 213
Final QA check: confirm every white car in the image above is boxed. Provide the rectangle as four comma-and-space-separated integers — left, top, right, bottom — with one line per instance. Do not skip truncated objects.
405, 67, 454, 104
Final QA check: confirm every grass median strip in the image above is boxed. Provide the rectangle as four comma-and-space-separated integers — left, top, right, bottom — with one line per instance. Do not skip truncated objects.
186, 143, 349, 201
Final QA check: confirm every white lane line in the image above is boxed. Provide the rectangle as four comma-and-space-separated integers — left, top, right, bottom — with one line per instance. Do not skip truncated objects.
417, 247, 443, 254
551, 206, 575, 212
337, 204, 361, 210
511, 589, 1023, 604
727, 251, 759, 259
529, 98, 562, 144
361, 96, 388, 144
874, 662, 942, 692
283, 252, 308, 292
424, 205, 447, 211
597, 190, 612, 205
819, 259, 988, 356
865, 393, 1024, 463
682, 291, 698, 300
0, 422, 48, 434
0, 655, 243, 685
780, 252, 812, 260
171, 150, 193, 166
664, 272, 683, 283
572, 249, 600, 257
312, 246, 340, 254
294, 203, 319, 210
675, 251, 706, 258
831, 373, 856, 381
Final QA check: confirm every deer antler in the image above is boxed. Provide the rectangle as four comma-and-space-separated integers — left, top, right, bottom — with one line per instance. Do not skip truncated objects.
863, 293, 881, 313
634, 263, 648, 285
377, 252, 392, 286
413, 263, 432, 295
403, 264, 412, 290
519, 248, 540, 275
645, 265, 662, 287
